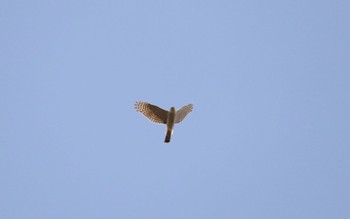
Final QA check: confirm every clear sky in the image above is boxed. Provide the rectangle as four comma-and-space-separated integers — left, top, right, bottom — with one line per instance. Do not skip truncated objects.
1, 0, 349, 218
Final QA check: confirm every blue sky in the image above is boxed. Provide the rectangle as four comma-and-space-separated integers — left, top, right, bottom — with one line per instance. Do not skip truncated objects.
1, 0, 349, 218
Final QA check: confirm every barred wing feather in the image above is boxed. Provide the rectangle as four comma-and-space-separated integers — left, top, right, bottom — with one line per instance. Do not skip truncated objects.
135, 101, 168, 124
174, 104, 193, 124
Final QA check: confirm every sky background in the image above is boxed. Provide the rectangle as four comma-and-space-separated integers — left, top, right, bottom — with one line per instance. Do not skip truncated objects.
1, 0, 350, 218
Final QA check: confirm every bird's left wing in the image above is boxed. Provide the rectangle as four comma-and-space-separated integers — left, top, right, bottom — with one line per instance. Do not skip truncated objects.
174, 103, 193, 124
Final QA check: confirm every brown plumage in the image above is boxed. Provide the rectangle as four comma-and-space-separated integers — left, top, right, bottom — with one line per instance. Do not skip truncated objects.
135, 101, 193, 143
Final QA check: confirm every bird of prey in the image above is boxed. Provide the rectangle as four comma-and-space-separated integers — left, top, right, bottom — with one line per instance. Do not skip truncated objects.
135, 101, 193, 143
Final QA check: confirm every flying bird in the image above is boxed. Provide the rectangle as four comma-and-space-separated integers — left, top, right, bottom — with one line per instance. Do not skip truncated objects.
135, 101, 193, 143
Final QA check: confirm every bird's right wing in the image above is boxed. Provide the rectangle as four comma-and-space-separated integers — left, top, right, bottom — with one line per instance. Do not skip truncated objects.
175, 104, 193, 124
135, 101, 168, 124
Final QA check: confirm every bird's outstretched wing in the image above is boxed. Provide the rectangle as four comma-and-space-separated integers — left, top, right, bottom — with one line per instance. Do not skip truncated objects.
135, 101, 168, 124
175, 104, 193, 123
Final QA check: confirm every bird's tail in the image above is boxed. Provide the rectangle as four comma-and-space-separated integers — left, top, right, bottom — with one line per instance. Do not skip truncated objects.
164, 130, 172, 143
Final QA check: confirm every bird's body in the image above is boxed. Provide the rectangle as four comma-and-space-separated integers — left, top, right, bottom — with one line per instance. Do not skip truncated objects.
135, 102, 193, 143
165, 107, 176, 142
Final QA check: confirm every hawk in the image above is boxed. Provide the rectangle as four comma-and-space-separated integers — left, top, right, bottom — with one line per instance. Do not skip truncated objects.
135, 101, 193, 143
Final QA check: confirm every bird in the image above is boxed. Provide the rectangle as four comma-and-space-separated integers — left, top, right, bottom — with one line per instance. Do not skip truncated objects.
134, 101, 193, 143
